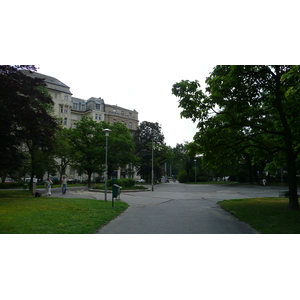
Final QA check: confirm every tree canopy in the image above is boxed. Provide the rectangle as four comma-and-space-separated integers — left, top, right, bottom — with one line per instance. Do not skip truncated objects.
133, 121, 168, 182
69, 117, 136, 187
172, 65, 300, 209
0, 65, 60, 189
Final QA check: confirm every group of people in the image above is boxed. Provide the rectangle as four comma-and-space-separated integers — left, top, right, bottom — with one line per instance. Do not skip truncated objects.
44, 175, 67, 196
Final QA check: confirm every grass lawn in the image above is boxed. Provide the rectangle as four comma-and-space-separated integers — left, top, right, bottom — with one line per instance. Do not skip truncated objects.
218, 197, 300, 234
0, 190, 129, 234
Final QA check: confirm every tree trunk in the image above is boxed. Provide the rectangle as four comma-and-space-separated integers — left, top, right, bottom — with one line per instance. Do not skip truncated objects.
87, 171, 92, 188
287, 157, 299, 210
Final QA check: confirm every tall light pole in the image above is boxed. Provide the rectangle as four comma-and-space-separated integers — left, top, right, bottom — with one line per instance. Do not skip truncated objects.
194, 159, 197, 183
103, 128, 111, 201
152, 139, 154, 191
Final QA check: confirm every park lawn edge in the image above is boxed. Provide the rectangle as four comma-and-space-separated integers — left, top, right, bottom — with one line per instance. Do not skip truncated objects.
218, 197, 300, 234
0, 191, 129, 234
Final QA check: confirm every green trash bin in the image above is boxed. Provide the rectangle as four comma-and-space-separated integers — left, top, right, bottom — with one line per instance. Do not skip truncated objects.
112, 184, 122, 207
112, 184, 122, 199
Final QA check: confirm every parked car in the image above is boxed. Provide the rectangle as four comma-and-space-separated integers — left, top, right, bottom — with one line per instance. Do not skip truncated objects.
135, 179, 146, 183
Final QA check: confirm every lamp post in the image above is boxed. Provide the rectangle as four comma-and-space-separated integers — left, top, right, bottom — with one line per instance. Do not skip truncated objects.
194, 159, 197, 183
152, 139, 154, 191
103, 128, 111, 201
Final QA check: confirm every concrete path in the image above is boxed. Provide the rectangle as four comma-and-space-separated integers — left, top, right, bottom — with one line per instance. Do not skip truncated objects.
95, 182, 286, 234
45, 182, 287, 234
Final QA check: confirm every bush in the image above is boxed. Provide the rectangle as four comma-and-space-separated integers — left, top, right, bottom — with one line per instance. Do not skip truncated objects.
197, 176, 209, 182
177, 170, 190, 183
0, 183, 24, 189
108, 178, 135, 187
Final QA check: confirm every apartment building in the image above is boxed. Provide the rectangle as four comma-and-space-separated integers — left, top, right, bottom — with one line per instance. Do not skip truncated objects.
105, 104, 139, 134
70, 97, 106, 128
24, 71, 139, 180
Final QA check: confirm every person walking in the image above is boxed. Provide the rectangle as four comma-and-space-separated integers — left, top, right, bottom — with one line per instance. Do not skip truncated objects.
62, 175, 67, 195
44, 177, 53, 196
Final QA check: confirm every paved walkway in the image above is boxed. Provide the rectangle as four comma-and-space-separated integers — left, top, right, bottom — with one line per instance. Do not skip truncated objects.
45, 182, 287, 234
95, 182, 286, 234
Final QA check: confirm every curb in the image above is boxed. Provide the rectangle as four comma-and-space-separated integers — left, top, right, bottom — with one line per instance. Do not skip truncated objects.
89, 189, 151, 193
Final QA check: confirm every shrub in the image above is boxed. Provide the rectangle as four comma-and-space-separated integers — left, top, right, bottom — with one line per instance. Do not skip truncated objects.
198, 176, 209, 182
108, 178, 135, 187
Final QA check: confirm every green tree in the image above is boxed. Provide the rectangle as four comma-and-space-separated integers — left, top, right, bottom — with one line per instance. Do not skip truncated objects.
106, 121, 137, 176
54, 127, 73, 182
69, 117, 135, 187
172, 65, 300, 209
0, 65, 60, 191
133, 121, 167, 182
69, 117, 107, 187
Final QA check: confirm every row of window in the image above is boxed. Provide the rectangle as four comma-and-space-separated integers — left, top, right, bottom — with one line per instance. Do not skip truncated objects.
111, 109, 133, 117
54, 93, 69, 101
112, 119, 133, 129
63, 117, 133, 129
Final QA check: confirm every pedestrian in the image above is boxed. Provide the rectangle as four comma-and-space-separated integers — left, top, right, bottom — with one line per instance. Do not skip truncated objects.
44, 177, 53, 196
262, 178, 266, 186
62, 175, 67, 195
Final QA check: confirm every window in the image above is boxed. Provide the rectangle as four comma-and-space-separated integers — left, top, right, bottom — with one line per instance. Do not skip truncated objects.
96, 104, 100, 110
95, 114, 98, 120
73, 103, 78, 110
54, 93, 57, 99
99, 114, 102, 120
129, 112, 132, 117
64, 108, 68, 113
60, 105, 63, 113
64, 118, 67, 125
113, 119, 117, 123
64, 95, 68, 101
129, 122, 133, 129
121, 111, 124, 116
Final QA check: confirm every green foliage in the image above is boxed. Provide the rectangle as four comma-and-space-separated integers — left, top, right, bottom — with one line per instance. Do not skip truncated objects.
177, 169, 190, 183
0, 66, 60, 188
108, 178, 135, 187
69, 117, 107, 187
69, 118, 136, 188
173, 65, 300, 209
133, 121, 168, 181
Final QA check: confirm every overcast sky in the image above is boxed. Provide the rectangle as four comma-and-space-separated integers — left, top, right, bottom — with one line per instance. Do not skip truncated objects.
4, 0, 298, 148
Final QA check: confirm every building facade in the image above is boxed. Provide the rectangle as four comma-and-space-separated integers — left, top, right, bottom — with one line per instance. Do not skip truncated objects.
26, 71, 139, 180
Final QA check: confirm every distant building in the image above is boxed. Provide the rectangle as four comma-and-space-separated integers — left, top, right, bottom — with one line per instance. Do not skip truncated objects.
24, 71, 139, 180
105, 104, 139, 135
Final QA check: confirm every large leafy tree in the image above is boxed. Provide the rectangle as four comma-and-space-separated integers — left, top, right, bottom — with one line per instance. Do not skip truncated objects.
69, 117, 135, 187
54, 127, 73, 182
106, 121, 137, 176
69, 117, 107, 187
133, 121, 167, 182
0, 65, 59, 190
172, 65, 300, 210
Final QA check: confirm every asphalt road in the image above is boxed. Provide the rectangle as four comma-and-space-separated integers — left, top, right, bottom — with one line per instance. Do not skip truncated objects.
44, 182, 287, 234
94, 182, 287, 234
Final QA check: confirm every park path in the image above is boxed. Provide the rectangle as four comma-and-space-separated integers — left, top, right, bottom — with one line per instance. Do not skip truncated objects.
96, 182, 267, 234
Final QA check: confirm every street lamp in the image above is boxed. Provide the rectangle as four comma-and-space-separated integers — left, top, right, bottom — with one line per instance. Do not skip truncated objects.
194, 159, 197, 183
103, 128, 111, 201
152, 139, 154, 191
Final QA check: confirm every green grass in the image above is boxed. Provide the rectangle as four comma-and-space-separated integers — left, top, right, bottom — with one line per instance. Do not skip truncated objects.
218, 197, 300, 234
0, 190, 129, 234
